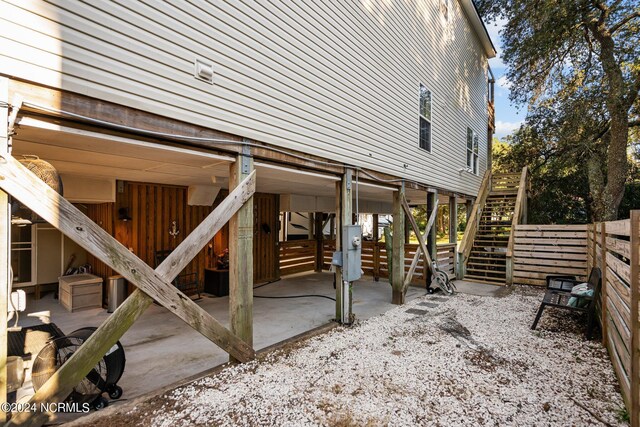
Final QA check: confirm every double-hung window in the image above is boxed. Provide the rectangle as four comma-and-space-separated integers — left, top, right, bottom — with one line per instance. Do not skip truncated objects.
419, 84, 432, 152
466, 127, 479, 174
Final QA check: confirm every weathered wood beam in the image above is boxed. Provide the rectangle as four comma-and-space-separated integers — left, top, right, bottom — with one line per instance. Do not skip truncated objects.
401, 194, 438, 292
372, 214, 379, 242
449, 196, 458, 244
391, 187, 405, 304
229, 154, 254, 359
336, 169, 353, 322
4, 161, 256, 427
426, 191, 438, 285
0, 77, 9, 425
315, 212, 323, 272
401, 195, 432, 274
0, 155, 256, 359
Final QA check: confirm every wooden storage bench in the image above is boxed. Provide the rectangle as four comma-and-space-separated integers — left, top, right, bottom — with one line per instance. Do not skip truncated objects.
59, 274, 103, 312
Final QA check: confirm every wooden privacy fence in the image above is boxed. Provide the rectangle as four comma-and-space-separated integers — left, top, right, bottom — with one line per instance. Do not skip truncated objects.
587, 213, 640, 427
511, 224, 588, 286
317, 240, 456, 285
279, 239, 317, 276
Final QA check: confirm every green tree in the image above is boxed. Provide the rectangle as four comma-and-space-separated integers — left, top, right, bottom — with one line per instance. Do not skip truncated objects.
478, 0, 640, 220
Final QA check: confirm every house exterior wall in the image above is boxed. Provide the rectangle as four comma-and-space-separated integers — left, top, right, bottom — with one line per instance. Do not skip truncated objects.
0, 0, 490, 196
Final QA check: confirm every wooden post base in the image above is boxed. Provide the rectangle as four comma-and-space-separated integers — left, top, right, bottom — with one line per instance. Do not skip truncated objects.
392, 289, 405, 305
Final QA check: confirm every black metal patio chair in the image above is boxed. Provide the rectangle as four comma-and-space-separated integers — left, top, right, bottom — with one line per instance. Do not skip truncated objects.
530, 267, 602, 340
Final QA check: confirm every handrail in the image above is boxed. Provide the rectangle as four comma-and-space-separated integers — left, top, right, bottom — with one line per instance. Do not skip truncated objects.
456, 169, 492, 278
505, 166, 528, 285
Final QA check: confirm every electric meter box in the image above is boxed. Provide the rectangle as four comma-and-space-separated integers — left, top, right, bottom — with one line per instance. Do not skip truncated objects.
341, 225, 362, 282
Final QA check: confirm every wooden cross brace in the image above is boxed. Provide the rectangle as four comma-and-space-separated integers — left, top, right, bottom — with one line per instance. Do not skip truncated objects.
0, 154, 256, 427
401, 194, 438, 291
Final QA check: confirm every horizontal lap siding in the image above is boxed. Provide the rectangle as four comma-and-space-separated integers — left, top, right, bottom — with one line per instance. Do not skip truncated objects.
1, 0, 488, 195
512, 224, 588, 286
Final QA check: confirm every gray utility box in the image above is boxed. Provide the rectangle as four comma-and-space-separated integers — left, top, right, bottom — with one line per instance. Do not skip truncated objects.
59, 274, 103, 312
341, 225, 362, 282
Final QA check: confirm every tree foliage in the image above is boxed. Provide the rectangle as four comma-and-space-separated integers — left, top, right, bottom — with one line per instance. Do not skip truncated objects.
478, 0, 640, 220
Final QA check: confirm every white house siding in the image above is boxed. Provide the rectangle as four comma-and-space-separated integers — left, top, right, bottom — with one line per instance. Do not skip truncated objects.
0, 0, 490, 196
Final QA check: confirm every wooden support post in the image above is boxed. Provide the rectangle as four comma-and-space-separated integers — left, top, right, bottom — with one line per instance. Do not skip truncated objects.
308, 212, 315, 240
391, 187, 405, 304
335, 169, 353, 322
630, 211, 639, 427
372, 214, 379, 242
426, 191, 438, 285
404, 213, 411, 242
449, 196, 457, 244
402, 195, 438, 291
466, 199, 473, 223
0, 77, 8, 425
600, 222, 608, 347
229, 153, 254, 358
315, 212, 323, 272
329, 214, 335, 240
3, 159, 256, 427
401, 195, 434, 292
372, 214, 380, 281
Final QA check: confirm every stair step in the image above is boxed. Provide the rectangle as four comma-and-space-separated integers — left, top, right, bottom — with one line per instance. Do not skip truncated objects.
463, 274, 506, 285
468, 255, 507, 261
489, 190, 519, 195
467, 262, 506, 269
470, 250, 507, 257
474, 241, 509, 246
467, 269, 506, 277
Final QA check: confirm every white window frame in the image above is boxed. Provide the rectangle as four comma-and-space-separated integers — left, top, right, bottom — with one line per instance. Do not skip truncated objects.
419, 84, 432, 153
466, 127, 479, 175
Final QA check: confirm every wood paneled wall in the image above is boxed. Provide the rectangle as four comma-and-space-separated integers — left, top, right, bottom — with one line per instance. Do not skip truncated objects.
87, 182, 229, 294
86, 181, 280, 293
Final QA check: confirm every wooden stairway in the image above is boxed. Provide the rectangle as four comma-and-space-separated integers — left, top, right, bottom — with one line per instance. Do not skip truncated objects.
458, 170, 528, 285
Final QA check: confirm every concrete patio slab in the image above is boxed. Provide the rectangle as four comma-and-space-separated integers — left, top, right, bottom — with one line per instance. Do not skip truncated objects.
14, 272, 422, 401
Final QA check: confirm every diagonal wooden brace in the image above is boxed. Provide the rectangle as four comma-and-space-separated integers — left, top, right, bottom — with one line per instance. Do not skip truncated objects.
0, 154, 256, 426
402, 194, 438, 290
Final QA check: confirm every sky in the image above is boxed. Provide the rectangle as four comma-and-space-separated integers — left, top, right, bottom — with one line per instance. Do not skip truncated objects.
485, 19, 527, 140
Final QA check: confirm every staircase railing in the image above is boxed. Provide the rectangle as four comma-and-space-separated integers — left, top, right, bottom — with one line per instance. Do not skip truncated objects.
456, 169, 492, 279
505, 166, 529, 285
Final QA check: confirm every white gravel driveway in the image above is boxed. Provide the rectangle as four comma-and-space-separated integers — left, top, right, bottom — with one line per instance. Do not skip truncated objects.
91, 287, 625, 426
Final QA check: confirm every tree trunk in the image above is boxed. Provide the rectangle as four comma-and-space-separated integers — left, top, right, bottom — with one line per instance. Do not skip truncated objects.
593, 26, 630, 221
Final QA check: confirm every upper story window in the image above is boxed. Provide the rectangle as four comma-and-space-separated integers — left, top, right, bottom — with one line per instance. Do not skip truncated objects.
419, 84, 432, 152
466, 127, 479, 174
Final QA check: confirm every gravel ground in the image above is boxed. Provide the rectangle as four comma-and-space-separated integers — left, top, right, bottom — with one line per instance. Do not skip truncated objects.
84, 287, 626, 426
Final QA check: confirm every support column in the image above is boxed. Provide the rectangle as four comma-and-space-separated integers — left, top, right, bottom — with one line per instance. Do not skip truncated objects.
315, 212, 323, 272
0, 77, 9, 424
372, 214, 379, 242
229, 151, 254, 360
329, 215, 335, 240
335, 169, 353, 322
404, 213, 411, 242
426, 191, 438, 285
449, 196, 458, 244
308, 212, 314, 240
466, 199, 473, 223
391, 186, 405, 304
